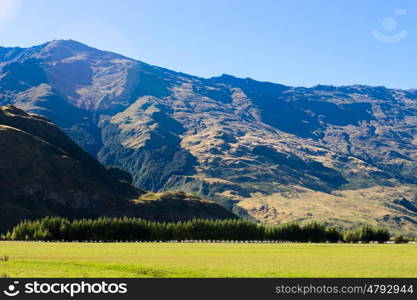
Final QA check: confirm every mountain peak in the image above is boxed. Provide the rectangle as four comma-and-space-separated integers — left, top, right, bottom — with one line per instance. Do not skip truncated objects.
210, 73, 249, 85
42, 39, 94, 51
33, 39, 103, 61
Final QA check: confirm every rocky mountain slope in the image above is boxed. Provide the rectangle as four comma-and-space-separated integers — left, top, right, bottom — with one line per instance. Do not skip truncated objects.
1, 40, 417, 234
0, 105, 237, 231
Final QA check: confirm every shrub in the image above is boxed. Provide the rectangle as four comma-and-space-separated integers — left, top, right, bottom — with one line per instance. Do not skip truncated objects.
394, 235, 410, 244
0, 255, 9, 262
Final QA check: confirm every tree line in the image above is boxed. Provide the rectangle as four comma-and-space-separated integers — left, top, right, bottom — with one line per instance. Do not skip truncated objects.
0, 217, 391, 243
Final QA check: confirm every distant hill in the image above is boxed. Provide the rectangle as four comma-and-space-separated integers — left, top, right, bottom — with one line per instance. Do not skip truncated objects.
1, 40, 417, 234
0, 105, 237, 230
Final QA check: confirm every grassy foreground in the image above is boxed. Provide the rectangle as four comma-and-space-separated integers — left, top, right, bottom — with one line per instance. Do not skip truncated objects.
0, 242, 416, 278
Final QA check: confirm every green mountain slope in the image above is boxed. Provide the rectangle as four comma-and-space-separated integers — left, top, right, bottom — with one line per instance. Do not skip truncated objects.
0, 105, 237, 230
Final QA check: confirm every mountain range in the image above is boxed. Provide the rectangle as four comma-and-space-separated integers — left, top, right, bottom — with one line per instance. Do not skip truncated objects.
1, 39, 417, 234
0, 105, 236, 230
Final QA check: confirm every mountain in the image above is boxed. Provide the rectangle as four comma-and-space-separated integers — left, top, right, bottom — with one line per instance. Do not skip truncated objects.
1, 40, 417, 234
0, 105, 237, 230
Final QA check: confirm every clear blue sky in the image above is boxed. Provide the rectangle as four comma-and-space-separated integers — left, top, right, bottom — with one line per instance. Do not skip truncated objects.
1, 0, 417, 89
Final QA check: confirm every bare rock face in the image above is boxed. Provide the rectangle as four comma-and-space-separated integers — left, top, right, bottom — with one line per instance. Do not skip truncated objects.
0, 105, 237, 230
2, 40, 417, 233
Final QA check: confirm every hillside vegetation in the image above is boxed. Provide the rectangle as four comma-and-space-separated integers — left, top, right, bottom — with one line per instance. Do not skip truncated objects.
0, 105, 237, 230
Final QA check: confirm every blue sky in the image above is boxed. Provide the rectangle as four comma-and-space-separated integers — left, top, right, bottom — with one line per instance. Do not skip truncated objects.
1, 0, 417, 89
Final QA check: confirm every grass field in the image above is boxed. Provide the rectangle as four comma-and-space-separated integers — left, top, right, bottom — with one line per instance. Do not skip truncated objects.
0, 242, 416, 278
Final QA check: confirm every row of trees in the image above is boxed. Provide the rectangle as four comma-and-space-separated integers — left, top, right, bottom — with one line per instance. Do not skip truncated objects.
1, 217, 391, 243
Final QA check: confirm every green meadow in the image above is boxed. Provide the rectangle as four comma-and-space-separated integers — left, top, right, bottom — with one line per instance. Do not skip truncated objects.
0, 242, 416, 278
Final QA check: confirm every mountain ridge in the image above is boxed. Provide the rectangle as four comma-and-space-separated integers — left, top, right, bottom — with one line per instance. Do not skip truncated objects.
4, 40, 407, 91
